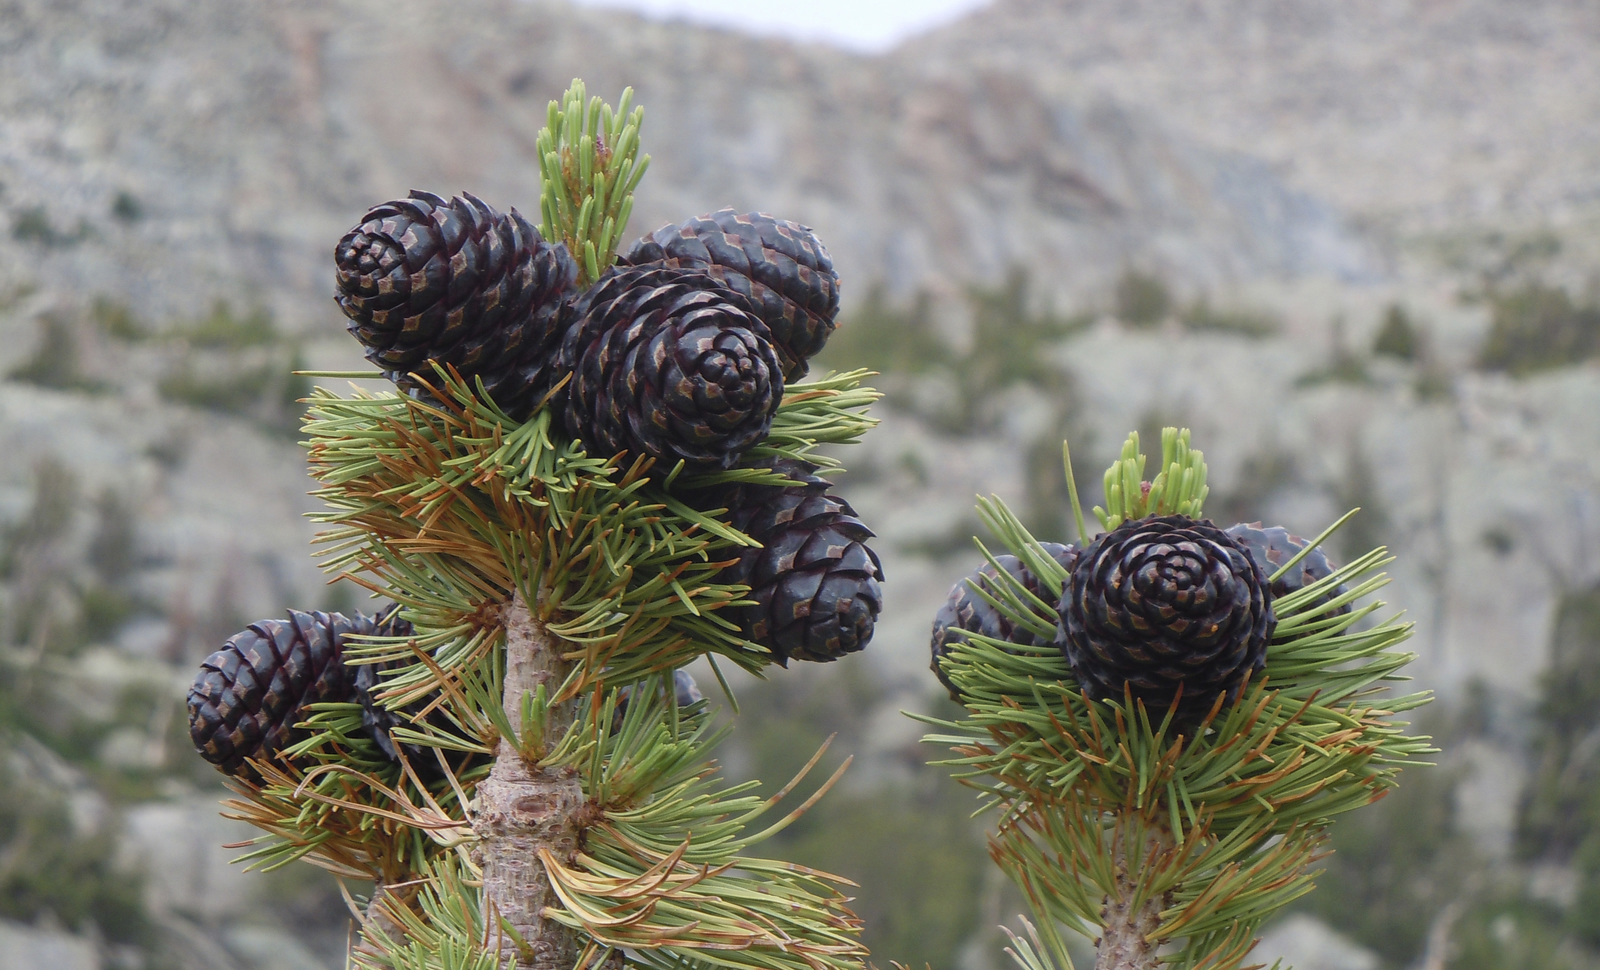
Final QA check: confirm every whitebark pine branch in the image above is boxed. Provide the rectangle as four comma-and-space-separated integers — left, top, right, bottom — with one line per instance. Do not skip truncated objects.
474, 592, 587, 970
1094, 823, 1169, 970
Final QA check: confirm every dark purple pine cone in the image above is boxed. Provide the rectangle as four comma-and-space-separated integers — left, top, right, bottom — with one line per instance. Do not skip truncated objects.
1224, 522, 1351, 619
713, 458, 883, 663
930, 543, 1079, 701
334, 190, 577, 418
188, 610, 370, 779
620, 209, 839, 380
351, 605, 430, 765
557, 265, 783, 470
1059, 515, 1275, 722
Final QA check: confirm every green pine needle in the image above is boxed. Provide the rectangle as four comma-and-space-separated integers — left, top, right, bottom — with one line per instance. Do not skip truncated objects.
538, 79, 650, 287
920, 429, 1432, 970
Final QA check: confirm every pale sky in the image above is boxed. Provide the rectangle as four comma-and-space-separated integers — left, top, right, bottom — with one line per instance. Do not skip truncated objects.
566, 0, 993, 52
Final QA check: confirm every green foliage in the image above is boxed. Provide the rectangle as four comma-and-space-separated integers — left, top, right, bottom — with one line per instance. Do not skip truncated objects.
89, 488, 139, 586
1179, 299, 1280, 339
537, 80, 649, 285
723, 667, 993, 967
1093, 427, 1209, 531
1449, 898, 1600, 970
920, 428, 1431, 970
9, 313, 105, 392
818, 270, 1087, 435
174, 300, 279, 349
1478, 280, 1600, 376
0, 456, 79, 572
1206, 445, 1297, 529
1114, 268, 1172, 327
1295, 319, 1371, 388
817, 287, 945, 377
1519, 584, 1600, 946
11, 204, 87, 247
90, 296, 146, 340
1297, 752, 1473, 967
223, 365, 882, 970
0, 756, 150, 944
1331, 445, 1392, 567
1372, 304, 1420, 361
111, 190, 143, 223
774, 785, 989, 968
966, 271, 1089, 391
1022, 401, 1092, 542
156, 302, 310, 436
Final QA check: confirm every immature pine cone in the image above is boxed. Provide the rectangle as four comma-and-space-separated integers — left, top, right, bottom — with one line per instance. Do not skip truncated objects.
621, 209, 839, 379
334, 190, 576, 417
713, 459, 883, 663
1224, 522, 1351, 619
558, 265, 783, 470
1059, 515, 1274, 722
188, 610, 370, 778
352, 605, 427, 764
930, 544, 1079, 701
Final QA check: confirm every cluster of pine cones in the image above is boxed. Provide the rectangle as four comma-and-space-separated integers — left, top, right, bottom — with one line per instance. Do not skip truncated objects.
333, 192, 835, 467
333, 190, 882, 667
186, 192, 882, 782
931, 518, 1347, 723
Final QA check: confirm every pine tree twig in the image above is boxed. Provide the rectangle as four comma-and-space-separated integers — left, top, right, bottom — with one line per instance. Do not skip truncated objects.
922, 431, 1434, 970
474, 591, 588, 970
1093, 824, 1170, 970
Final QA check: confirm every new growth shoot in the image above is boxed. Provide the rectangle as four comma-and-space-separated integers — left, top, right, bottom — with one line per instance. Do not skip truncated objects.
537, 79, 650, 286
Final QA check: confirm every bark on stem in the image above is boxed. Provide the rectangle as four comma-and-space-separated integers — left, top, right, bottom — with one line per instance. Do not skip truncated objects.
474, 592, 587, 970
356, 882, 409, 957
1093, 823, 1170, 970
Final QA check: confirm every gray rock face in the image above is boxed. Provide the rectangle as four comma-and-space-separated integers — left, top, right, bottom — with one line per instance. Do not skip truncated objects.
908, 0, 1600, 230
0, 4, 1591, 966
1256, 913, 1379, 970
0, 0, 1374, 335
119, 798, 260, 921
0, 921, 101, 970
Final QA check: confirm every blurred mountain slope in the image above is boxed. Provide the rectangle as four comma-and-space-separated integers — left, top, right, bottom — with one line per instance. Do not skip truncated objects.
907, 0, 1600, 230
0, 0, 1374, 333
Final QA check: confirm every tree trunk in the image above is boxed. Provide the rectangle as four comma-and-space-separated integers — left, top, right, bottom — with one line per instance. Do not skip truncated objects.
473, 592, 587, 970
1094, 824, 1168, 970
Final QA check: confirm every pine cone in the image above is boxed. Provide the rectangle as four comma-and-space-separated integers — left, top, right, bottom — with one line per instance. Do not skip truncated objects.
1224, 522, 1351, 619
352, 605, 430, 765
713, 459, 883, 663
334, 190, 577, 418
1059, 515, 1274, 722
188, 610, 370, 778
558, 265, 783, 470
930, 544, 1079, 701
620, 209, 839, 379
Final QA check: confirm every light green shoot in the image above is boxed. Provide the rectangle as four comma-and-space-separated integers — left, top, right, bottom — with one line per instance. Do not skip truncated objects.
1093, 427, 1208, 532
536, 79, 651, 286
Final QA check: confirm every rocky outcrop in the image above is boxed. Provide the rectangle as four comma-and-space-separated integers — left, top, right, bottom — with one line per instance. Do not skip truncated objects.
908, 0, 1600, 230
0, 0, 1374, 336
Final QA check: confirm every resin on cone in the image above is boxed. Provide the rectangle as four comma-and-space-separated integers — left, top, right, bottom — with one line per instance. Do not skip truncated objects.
711, 458, 883, 663
557, 265, 783, 470
930, 543, 1079, 701
621, 209, 839, 379
334, 190, 577, 417
1059, 514, 1274, 722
